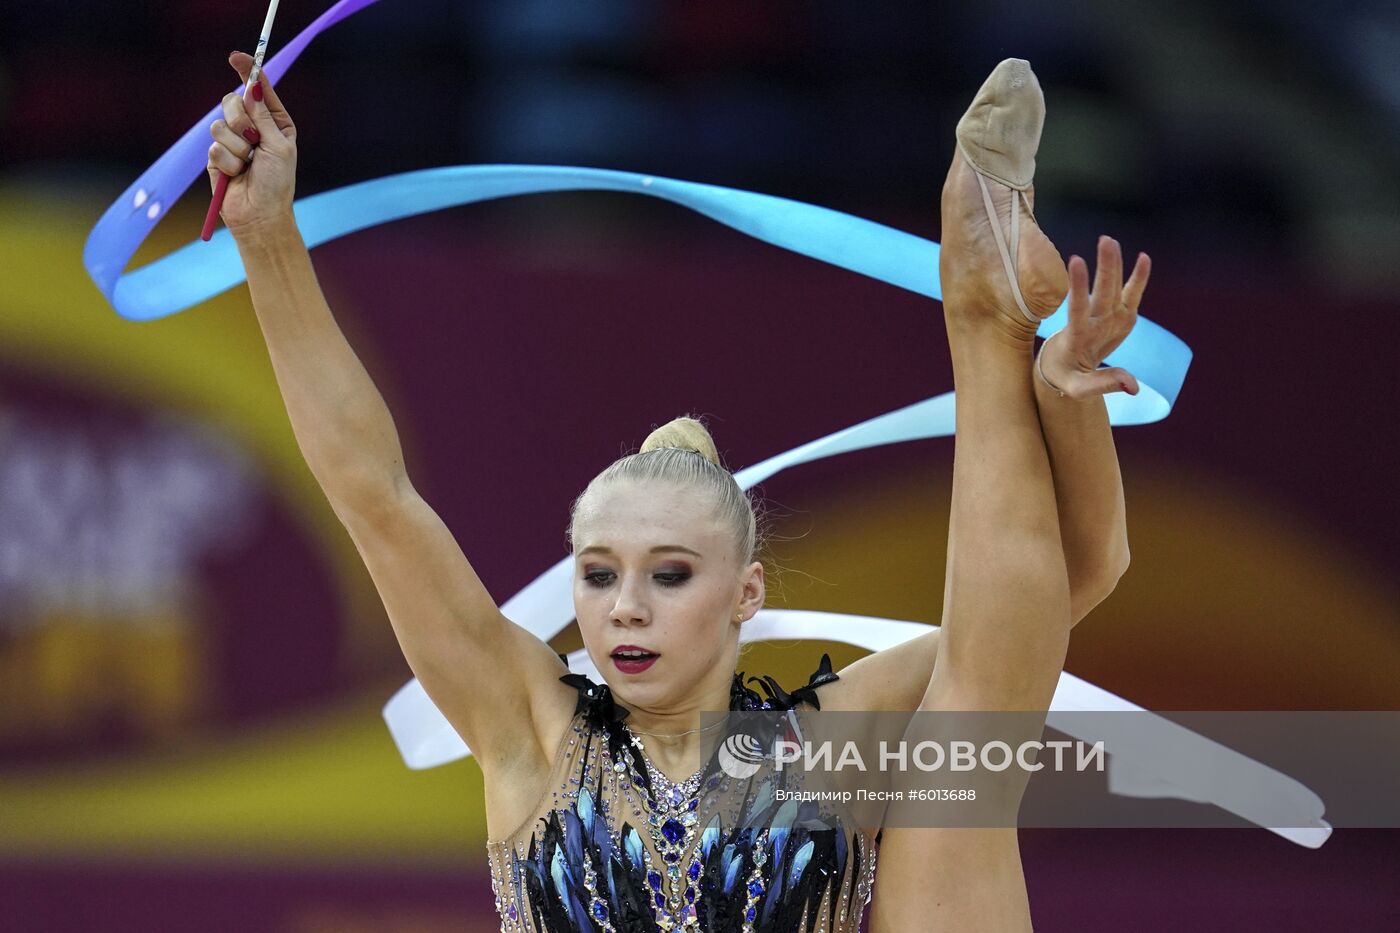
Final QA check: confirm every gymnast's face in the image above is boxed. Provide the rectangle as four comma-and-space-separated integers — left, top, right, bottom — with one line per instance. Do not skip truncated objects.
572, 479, 762, 709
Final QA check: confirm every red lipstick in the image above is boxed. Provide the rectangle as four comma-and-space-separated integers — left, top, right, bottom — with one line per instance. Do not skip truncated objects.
611, 645, 660, 675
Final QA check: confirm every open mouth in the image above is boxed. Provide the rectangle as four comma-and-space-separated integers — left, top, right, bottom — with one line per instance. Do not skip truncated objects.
611, 647, 660, 671
611, 648, 659, 661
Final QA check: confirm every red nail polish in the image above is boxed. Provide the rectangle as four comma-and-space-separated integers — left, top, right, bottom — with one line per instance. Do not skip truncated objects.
242, 127, 261, 145
251, 82, 264, 102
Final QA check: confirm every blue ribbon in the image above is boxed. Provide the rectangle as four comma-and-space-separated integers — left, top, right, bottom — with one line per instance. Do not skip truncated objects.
80, 0, 1189, 427
87, 156, 1190, 416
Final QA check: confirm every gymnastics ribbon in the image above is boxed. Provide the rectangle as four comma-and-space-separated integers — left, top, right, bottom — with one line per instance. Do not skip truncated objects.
84, 0, 1327, 848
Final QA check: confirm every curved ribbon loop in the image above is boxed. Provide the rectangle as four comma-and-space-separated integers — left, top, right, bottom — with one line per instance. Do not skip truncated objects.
80, 4, 1191, 430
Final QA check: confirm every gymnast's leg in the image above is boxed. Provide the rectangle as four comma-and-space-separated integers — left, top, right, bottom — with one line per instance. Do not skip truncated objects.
868, 60, 1074, 932
1033, 232, 1151, 622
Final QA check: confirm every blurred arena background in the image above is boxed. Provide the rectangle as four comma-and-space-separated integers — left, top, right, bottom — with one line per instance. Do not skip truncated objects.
2, 0, 1398, 929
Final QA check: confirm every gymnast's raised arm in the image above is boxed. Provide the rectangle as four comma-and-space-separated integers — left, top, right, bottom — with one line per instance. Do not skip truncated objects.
207, 53, 576, 787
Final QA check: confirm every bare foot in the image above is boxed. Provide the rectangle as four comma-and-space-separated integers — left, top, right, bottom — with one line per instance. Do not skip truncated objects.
940, 60, 1068, 343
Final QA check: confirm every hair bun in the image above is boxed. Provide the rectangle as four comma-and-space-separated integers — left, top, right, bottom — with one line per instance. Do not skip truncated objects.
640, 415, 723, 467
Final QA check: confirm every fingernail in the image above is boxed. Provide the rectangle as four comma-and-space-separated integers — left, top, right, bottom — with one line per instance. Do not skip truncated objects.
251, 82, 264, 102
229, 50, 239, 58
242, 127, 261, 145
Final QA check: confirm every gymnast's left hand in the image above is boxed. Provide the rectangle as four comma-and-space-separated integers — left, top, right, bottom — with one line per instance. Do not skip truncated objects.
1038, 235, 1151, 398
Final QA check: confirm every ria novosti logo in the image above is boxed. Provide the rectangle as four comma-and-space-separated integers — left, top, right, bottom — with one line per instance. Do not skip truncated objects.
717, 732, 766, 779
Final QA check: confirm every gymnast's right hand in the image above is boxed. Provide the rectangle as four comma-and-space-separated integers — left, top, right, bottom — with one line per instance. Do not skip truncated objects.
207, 50, 298, 238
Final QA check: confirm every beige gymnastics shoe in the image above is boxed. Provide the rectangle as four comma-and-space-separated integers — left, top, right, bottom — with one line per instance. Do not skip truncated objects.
941, 59, 1067, 332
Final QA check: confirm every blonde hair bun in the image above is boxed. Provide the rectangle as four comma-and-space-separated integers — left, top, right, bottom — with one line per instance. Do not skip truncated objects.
639, 415, 723, 468
568, 413, 762, 565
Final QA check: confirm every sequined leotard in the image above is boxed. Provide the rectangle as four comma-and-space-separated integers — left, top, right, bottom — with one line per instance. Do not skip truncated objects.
486, 654, 881, 932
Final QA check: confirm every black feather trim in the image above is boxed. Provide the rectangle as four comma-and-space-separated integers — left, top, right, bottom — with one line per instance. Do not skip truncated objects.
737, 653, 839, 711
521, 654, 855, 931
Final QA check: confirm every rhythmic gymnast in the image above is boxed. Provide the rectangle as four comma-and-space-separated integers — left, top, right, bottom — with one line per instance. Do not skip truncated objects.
208, 52, 1150, 932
